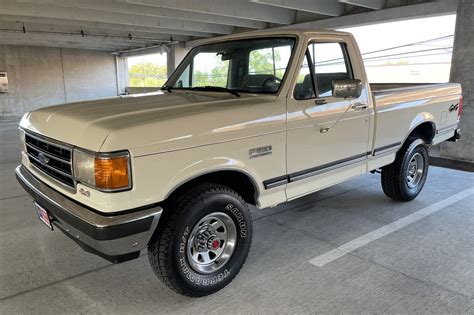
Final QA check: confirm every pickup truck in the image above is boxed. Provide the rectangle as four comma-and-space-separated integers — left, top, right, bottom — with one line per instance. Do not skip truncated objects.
16, 29, 463, 297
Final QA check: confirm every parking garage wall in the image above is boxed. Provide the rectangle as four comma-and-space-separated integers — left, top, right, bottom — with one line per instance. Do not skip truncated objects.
0, 45, 125, 116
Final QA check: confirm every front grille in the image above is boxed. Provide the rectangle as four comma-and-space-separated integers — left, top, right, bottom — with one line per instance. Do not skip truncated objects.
25, 132, 75, 188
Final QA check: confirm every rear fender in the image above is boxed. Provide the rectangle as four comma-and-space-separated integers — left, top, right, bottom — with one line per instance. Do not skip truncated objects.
404, 112, 436, 144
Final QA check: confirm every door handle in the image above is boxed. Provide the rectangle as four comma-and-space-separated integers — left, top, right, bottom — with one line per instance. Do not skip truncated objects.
351, 102, 368, 111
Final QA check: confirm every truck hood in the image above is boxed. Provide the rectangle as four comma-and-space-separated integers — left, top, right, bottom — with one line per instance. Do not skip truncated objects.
20, 91, 281, 154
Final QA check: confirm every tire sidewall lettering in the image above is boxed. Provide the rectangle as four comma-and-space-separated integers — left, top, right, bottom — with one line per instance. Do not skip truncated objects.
225, 203, 247, 238
179, 257, 231, 286
179, 226, 189, 254
175, 197, 250, 288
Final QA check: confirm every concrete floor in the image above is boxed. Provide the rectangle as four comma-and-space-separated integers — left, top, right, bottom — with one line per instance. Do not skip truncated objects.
1, 118, 473, 314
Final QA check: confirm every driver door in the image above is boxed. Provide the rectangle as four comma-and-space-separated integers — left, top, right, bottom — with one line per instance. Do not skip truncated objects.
286, 37, 371, 199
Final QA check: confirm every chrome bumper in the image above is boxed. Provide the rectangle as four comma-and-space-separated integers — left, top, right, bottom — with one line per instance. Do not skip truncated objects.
15, 165, 162, 263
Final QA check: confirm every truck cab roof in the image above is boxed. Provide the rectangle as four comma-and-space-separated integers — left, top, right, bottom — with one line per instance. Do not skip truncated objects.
186, 29, 354, 47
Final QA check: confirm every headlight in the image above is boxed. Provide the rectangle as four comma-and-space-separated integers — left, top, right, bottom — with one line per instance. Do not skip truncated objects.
73, 149, 131, 192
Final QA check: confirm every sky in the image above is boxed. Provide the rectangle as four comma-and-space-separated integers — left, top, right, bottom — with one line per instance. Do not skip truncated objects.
339, 14, 456, 57
339, 14, 456, 82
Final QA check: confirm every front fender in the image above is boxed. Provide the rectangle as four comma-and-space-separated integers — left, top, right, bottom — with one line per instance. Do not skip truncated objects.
130, 132, 287, 209
164, 156, 261, 200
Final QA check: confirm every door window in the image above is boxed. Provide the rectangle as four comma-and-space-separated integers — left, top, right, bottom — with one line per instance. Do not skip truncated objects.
294, 52, 315, 100
294, 42, 353, 100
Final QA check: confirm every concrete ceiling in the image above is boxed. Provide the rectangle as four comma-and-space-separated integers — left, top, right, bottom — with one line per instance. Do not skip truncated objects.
0, 0, 457, 54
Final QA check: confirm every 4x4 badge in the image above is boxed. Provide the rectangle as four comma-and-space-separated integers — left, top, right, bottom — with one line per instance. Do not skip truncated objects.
449, 103, 459, 112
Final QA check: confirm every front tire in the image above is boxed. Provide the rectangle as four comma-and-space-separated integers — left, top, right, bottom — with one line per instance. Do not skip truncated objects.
148, 183, 252, 297
381, 138, 429, 201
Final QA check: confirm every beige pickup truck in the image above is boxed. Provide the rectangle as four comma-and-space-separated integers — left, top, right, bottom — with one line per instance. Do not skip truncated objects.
16, 29, 463, 296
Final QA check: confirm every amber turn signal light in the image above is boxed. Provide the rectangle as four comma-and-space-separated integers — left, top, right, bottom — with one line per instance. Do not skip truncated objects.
94, 156, 130, 190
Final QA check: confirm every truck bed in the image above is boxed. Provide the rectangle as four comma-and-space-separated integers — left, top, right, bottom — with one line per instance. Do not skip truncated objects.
370, 82, 449, 92
370, 82, 461, 103
369, 82, 462, 152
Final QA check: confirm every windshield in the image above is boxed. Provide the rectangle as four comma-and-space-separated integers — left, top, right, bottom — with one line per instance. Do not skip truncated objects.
165, 37, 296, 94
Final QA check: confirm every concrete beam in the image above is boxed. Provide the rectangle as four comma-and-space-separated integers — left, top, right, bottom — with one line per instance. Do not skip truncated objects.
0, 31, 150, 51
124, 0, 296, 25
0, 15, 214, 39
117, 45, 168, 58
249, 0, 344, 16
0, 39, 119, 52
185, 1, 457, 48
1, 1, 233, 35
20, 0, 268, 30
0, 20, 183, 43
338, 0, 385, 10
281, 0, 457, 29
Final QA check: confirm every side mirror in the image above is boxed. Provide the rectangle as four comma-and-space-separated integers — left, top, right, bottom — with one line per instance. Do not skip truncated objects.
332, 79, 362, 99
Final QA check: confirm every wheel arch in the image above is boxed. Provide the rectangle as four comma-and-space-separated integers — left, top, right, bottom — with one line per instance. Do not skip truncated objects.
164, 169, 260, 207
404, 113, 436, 145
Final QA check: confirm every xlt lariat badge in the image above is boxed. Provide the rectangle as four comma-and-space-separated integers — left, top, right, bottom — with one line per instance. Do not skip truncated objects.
249, 145, 272, 159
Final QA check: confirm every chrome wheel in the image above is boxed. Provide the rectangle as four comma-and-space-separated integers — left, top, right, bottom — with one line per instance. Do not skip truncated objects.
187, 212, 237, 274
406, 152, 424, 189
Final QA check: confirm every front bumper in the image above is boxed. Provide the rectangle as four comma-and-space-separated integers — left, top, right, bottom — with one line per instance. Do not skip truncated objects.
15, 165, 162, 263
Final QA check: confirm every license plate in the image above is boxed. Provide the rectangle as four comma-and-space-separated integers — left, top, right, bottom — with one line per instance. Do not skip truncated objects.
34, 202, 53, 230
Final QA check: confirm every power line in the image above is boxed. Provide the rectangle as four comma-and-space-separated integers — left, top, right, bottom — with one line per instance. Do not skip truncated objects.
365, 61, 451, 67
360, 47, 453, 62
315, 47, 452, 67
362, 52, 452, 64
315, 35, 454, 65
360, 34, 454, 56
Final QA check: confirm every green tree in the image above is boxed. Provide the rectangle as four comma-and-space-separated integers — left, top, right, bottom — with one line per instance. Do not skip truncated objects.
193, 59, 229, 87
129, 62, 167, 87
249, 48, 283, 77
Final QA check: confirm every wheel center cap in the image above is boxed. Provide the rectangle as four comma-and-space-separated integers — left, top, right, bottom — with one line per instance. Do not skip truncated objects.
208, 237, 221, 250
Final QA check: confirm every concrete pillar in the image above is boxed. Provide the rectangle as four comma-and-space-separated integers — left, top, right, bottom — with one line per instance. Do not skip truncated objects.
167, 44, 190, 78
436, 0, 473, 165
115, 56, 128, 95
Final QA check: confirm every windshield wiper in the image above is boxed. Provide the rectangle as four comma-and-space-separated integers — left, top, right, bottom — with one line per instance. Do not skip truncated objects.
161, 85, 173, 93
190, 86, 240, 97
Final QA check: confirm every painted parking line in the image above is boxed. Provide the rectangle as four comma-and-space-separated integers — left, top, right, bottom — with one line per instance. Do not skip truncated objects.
309, 187, 474, 267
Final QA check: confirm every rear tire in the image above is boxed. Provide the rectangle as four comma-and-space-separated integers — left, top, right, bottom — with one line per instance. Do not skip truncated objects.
148, 183, 252, 297
381, 138, 429, 201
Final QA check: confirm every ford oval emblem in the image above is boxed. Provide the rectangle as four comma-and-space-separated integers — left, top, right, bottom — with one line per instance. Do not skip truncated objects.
38, 152, 50, 165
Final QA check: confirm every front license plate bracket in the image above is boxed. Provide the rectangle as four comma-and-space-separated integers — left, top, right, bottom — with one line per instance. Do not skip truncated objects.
35, 202, 53, 230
